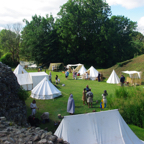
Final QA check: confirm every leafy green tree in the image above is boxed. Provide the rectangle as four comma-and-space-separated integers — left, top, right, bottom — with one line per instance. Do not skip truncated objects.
56, 0, 111, 66
107, 16, 138, 64
21, 14, 61, 66
0, 24, 22, 63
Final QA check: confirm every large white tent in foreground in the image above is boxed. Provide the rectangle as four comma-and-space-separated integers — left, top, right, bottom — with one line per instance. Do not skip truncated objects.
55, 109, 144, 144
14, 64, 27, 75
78, 65, 87, 75
87, 66, 99, 80
31, 77, 61, 99
107, 70, 120, 84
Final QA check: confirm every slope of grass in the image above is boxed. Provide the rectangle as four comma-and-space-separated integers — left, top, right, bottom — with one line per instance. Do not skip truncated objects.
101, 54, 144, 80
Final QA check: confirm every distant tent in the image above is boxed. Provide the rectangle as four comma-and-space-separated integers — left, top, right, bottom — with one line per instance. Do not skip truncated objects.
107, 70, 120, 84
66, 63, 82, 68
31, 77, 61, 99
20, 61, 34, 68
49, 63, 64, 71
78, 65, 87, 75
55, 109, 144, 144
14, 64, 27, 75
87, 66, 99, 80
28, 64, 37, 68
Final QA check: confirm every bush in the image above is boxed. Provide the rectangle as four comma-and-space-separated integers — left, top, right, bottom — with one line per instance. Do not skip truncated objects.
18, 87, 29, 101
108, 87, 144, 128
0, 53, 12, 66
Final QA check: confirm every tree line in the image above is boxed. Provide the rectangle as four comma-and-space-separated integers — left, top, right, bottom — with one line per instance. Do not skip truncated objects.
0, 0, 144, 68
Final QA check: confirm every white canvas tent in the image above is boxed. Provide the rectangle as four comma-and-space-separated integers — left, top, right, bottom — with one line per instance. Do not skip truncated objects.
14, 64, 27, 75
28, 64, 37, 68
55, 109, 144, 144
15, 72, 48, 90
87, 66, 99, 80
122, 71, 142, 79
20, 61, 34, 68
67, 63, 82, 68
16, 73, 33, 90
78, 65, 87, 75
29, 72, 49, 88
107, 70, 120, 84
31, 77, 61, 99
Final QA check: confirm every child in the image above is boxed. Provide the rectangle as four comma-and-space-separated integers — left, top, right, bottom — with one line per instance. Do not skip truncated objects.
58, 78, 60, 83
102, 90, 108, 108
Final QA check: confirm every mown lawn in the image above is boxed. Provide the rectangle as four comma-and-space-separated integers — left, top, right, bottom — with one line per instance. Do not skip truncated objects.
24, 69, 144, 140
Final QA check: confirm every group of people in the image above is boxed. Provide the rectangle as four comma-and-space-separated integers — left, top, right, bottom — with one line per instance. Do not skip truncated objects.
67, 85, 108, 115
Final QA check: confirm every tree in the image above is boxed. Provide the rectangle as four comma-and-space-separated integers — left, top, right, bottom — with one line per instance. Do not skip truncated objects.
106, 16, 138, 64
0, 23, 22, 63
21, 14, 61, 66
56, 0, 111, 66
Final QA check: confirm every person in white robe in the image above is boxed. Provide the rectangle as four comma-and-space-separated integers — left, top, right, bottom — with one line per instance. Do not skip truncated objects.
30, 100, 39, 116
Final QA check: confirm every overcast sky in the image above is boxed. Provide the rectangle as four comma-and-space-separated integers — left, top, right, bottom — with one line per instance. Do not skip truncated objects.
0, 0, 144, 34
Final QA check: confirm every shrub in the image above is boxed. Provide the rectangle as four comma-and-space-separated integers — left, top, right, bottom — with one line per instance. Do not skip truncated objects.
18, 87, 29, 101
108, 87, 144, 128
0, 53, 12, 66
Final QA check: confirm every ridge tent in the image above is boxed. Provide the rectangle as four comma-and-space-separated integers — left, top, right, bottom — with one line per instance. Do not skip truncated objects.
78, 65, 87, 75
16, 73, 33, 90
31, 77, 61, 99
49, 63, 64, 71
14, 64, 27, 75
29, 72, 49, 88
87, 66, 99, 80
107, 70, 120, 84
74, 64, 83, 72
122, 71, 142, 85
55, 109, 144, 144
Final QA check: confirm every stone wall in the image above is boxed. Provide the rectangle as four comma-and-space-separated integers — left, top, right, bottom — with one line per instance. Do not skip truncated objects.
0, 117, 69, 144
0, 62, 27, 126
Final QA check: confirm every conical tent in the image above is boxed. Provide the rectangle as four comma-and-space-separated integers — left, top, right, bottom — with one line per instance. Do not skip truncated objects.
55, 109, 144, 144
14, 64, 27, 75
31, 77, 61, 99
87, 66, 99, 80
107, 70, 120, 84
78, 65, 87, 75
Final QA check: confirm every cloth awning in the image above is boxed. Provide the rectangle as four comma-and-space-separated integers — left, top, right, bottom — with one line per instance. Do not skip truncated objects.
122, 71, 142, 79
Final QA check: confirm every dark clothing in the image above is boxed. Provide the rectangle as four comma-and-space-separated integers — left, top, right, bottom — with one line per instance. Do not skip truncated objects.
55, 76, 58, 80
86, 87, 90, 92
98, 73, 101, 82
120, 76, 125, 83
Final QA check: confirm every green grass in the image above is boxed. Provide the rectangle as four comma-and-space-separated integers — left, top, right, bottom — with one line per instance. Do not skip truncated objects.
23, 69, 144, 140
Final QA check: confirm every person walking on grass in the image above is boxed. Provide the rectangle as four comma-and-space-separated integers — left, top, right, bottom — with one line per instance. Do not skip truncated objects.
49, 71, 52, 82
86, 89, 93, 108
67, 94, 75, 115
55, 75, 58, 85
102, 90, 108, 108
65, 70, 69, 80
30, 100, 39, 117
82, 88, 87, 105
120, 75, 125, 86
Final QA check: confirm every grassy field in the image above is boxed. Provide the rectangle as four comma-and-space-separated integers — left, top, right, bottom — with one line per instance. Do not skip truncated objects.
24, 68, 144, 140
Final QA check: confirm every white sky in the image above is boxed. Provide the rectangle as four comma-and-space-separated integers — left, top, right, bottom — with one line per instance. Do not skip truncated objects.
0, 0, 144, 34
